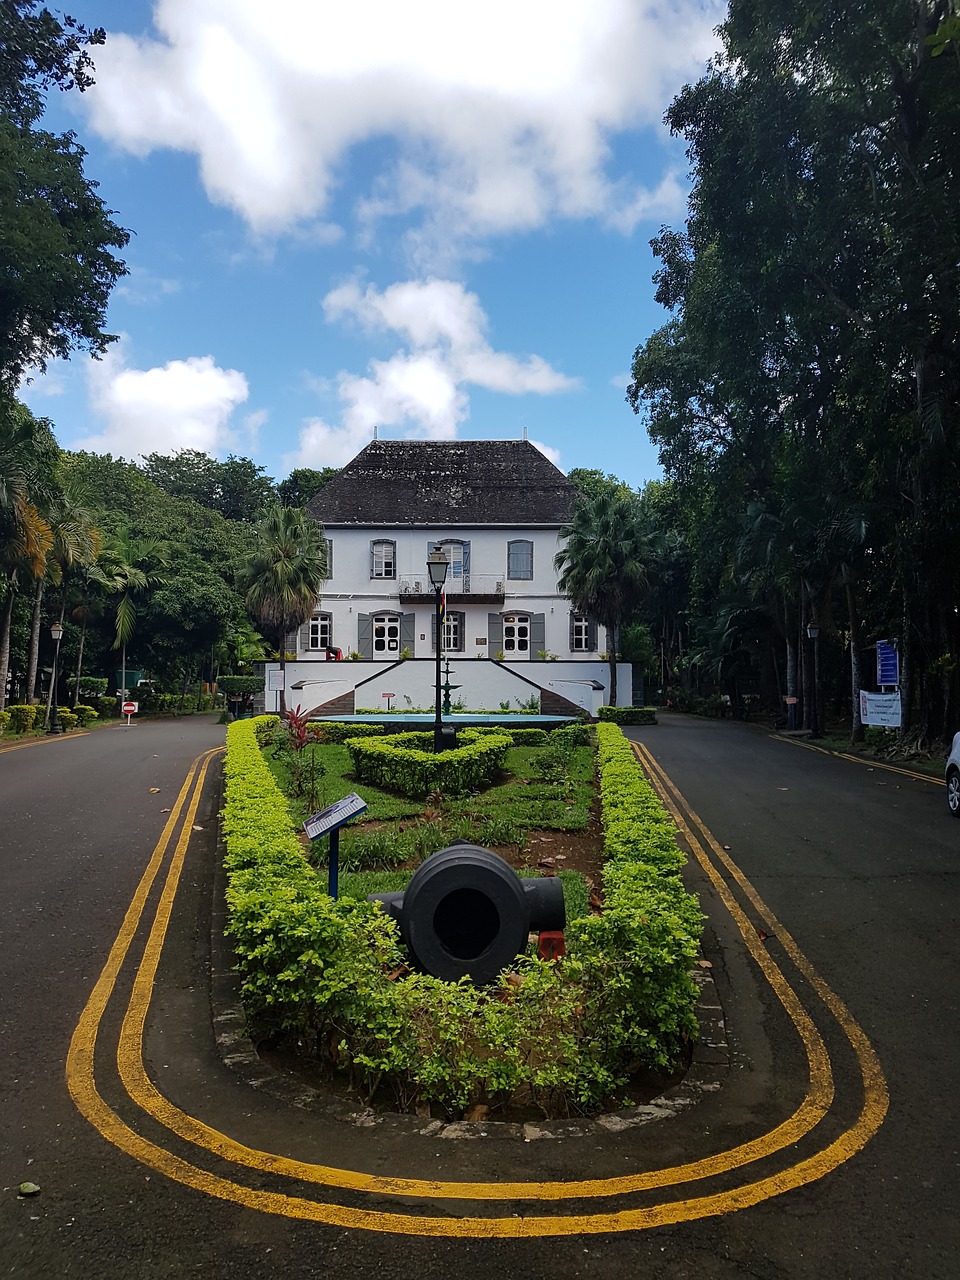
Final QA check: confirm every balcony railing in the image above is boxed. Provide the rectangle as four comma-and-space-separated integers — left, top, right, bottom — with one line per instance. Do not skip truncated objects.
398, 573, 505, 601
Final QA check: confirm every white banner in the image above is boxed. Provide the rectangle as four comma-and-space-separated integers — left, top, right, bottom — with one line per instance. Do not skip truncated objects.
268, 668, 284, 691
859, 690, 902, 727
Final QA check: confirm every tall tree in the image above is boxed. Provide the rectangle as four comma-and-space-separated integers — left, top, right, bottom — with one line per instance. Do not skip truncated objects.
0, 1, 128, 388
554, 490, 649, 706
237, 505, 327, 714
92, 529, 170, 701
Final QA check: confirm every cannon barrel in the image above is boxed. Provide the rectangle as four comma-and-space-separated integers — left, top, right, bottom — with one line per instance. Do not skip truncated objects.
368, 843, 566, 985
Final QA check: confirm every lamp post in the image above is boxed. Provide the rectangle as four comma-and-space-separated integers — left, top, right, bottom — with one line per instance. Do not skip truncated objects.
806, 622, 820, 738
46, 620, 64, 734
427, 545, 449, 752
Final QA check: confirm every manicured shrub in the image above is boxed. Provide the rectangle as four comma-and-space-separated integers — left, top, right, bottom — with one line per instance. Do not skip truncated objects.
73, 704, 99, 727
313, 721, 385, 744
346, 732, 510, 797
6, 704, 38, 734
596, 706, 658, 726
57, 708, 78, 731
98, 695, 119, 717
78, 676, 108, 698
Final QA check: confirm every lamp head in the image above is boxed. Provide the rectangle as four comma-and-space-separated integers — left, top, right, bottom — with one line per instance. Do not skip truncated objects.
50, 622, 64, 642
426, 545, 449, 588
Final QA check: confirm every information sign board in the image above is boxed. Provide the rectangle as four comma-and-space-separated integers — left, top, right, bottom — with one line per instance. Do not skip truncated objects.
876, 641, 899, 687
304, 792, 368, 841
859, 690, 902, 727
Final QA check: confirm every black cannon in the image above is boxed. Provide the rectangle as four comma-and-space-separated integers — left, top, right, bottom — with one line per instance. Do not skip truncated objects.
368, 843, 566, 985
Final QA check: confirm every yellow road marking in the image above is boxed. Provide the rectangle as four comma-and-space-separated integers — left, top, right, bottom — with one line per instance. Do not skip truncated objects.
773, 734, 942, 786
67, 744, 888, 1235
0, 731, 89, 754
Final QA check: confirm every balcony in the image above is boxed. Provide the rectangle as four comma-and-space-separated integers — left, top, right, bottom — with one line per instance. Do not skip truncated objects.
398, 572, 505, 604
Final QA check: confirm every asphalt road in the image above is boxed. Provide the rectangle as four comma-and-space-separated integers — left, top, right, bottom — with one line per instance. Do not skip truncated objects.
1, 713, 957, 1278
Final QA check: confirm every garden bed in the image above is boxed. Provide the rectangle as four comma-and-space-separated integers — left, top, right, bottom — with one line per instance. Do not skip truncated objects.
222, 716, 703, 1121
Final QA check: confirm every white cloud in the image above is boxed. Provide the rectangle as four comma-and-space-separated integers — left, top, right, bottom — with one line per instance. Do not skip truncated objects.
82, 0, 723, 252
76, 345, 250, 460
286, 277, 577, 468
113, 266, 182, 306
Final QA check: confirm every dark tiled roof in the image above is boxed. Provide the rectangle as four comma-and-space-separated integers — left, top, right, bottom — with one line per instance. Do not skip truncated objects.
307, 440, 575, 526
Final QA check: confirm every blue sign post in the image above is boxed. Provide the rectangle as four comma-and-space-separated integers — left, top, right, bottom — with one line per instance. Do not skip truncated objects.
303, 792, 368, 899
876, 641, 899, 688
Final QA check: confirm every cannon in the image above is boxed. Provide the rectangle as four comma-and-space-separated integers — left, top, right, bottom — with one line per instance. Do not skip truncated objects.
368, 843, 566, 985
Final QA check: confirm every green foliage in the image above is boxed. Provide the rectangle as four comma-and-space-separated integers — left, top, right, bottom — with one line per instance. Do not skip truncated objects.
5, 703, 37, 733
312, 721, 385, 744
346, 732, 511, 798
0, 709, 8, 732
77, 675, 108, 696
218, 674, 265, 697
97, 694, 117, 717
56, 707, 77, 731
72, 703, 98, 727
222, 717, 701, 1117
597, 706, 658, 726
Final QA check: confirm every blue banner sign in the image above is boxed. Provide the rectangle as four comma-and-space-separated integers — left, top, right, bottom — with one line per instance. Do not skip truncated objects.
876, 641, 899, 687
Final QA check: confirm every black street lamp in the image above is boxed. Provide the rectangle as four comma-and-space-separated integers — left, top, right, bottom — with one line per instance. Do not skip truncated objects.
427, 544, 449, 752
46, 620, 64, 734
807, 622, 820, 738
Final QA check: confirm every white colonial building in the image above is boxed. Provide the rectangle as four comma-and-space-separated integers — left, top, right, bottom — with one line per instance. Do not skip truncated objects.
263, 440, 632, 716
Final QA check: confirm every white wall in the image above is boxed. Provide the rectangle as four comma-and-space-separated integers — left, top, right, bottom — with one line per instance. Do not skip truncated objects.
271, 657, 632, 717
310, 525, 606, 661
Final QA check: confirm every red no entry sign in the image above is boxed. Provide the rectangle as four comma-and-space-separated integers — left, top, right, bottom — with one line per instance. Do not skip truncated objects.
122, 701, 137, 715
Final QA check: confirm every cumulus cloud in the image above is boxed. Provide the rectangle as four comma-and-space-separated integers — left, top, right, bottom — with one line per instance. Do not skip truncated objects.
285, 278, 578, 468
75, 345, 250, 460
82, 0, 723, 252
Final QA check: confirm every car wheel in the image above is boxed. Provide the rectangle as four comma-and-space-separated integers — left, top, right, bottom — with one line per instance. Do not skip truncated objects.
948, 769, 960, 818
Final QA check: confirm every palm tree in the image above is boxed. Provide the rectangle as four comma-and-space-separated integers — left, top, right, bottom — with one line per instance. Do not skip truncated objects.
237, 505, 327, 714
0, 406, 57, 709
92, 529, 171, 701
554, 490, 649, 706
24, 474, 103, 706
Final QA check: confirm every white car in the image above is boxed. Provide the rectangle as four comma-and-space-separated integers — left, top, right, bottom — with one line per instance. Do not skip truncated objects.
947, 732, 960, 817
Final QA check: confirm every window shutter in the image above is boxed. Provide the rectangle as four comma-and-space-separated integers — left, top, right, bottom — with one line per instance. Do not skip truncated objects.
357, 613, 372, 659
431, 613, 438, 653
488, 613, 503, 653
588, 619, 598, 651
454, 611, 465, 651
568, 612, 576, 650
531, 614, 545, 652
299, 620, 311, 652
369, 541, 375, 577
401, 612, 415, 652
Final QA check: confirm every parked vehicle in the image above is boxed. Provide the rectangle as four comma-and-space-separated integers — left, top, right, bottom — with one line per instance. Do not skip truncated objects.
946, 732, 960, 817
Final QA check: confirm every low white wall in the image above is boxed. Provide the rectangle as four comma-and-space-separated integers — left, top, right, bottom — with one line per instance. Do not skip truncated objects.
267, 657, 633, 716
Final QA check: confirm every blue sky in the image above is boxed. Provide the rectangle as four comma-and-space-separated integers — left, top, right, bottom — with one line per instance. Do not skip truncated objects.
21, 0, 725, 492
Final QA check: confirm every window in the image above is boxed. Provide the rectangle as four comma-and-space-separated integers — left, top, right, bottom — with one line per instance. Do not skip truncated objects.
507, 539, 533, 580
322, 538, 333, 579
503, 614, 530, 653
308, 613, 333, 650
371, 539, 396, 579
570, 615, 591, 652
372, 614, 401, 654
442, 612, 461, 652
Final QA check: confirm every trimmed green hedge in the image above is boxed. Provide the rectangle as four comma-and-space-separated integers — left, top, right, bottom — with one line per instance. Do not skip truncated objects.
222, 716, 701, 1117
313, 721, 385, 744
345, 731, 511, 797
597, 706, 658, 726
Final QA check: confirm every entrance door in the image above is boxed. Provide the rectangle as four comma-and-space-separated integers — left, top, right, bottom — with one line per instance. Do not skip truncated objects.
502, 614, 530, 658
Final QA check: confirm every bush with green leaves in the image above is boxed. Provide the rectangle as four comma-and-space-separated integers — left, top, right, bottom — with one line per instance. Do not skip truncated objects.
98, 695, 119, 718
313, 721, 385, 744
222, 716, 702, 1117
345, 732, 511, 797
73, 704, 99, 727
78, 676, 109, 698
0, 710, 9, 733
596, 706, 658, 726
6, 705, 38, 734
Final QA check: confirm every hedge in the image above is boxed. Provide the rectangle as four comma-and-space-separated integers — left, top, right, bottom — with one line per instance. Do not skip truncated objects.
345, 731, 511, 797
596, 706, 658, 726
5, 704, 39, 734
222, 716, 702, 1117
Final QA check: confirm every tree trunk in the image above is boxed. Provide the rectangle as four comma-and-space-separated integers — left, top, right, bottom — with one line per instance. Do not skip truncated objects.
0, 572, 18, 711
843, 568, 864, 744
73, 614, 87, 706
899, 585, 911, 744
25, 578, 43, 703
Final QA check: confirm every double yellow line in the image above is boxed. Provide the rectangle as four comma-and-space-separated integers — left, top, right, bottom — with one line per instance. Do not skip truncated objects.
66, 743, 888, 1236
